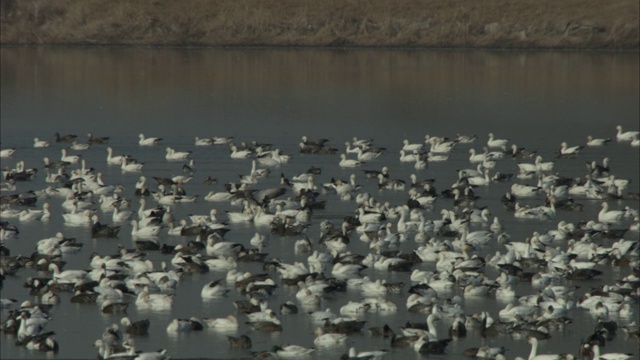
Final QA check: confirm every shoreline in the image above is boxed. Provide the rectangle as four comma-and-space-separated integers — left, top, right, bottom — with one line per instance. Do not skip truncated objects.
1, 0, 638, 50
2, 43, 639, 53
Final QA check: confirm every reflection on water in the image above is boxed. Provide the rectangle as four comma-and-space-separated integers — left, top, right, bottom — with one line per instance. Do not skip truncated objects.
1, 48, 638, 143
0, 48, 639, 360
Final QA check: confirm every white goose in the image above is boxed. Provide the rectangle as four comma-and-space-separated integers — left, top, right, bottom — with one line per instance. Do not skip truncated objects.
112, 205, 134, 222
229, 145, 252, 159
165, 147, 192, 160
586, 135, 612, 146
399, 150, 419, 162
194, 136, 213, 146
339, 153, 362, 167
0, 148, 16, 158
428, 136, 458, 153
201, 279, 228, 298
356, 147, 381, 162
49, 263, 87, 283
138, 133, 162, 146
60, 149, 80, 164
121, 159, 144, 172
402, 139, 424, 152
598, 202, 625, 223
63, 207, 93, 225
70, 141, 90, 151
130, 219, 162, 238
19, 203, 50, 222
559, 142, 583, 156
314, 329, 348, 347
466, 169, 491, 186
590, 344, 632, 360
33, 137, 50, 148
487, 133, 509, 148
468, 148, 486, 163
615, 125, 640, 141
136, 287, 173, 309
204, 315, 238, 331
526, 336, 566, 360
106, 147, 127, 165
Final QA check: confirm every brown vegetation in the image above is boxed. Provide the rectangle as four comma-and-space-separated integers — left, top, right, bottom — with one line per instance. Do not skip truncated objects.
1, 0, 638, 49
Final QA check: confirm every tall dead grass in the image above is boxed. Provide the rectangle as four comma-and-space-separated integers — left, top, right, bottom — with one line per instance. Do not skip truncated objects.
1, 0, 638, 48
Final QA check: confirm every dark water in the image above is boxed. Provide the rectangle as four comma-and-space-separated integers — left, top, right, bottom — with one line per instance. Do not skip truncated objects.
1, 48, 639, 360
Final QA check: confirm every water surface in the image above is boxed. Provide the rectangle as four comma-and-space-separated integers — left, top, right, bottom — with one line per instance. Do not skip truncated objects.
1, 48, 639, 360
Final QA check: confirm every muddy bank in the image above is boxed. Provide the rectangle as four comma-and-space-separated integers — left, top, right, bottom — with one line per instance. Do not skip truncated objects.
1, 0, 638, 49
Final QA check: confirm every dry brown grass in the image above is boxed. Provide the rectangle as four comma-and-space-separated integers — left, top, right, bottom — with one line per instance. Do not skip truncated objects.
1, 0, 638, 49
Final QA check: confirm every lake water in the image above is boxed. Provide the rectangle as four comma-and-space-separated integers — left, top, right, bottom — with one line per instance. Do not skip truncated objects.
1, 48, 639, 360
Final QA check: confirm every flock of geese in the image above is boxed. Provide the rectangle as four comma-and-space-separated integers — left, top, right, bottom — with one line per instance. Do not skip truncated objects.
0, 124, 639, 360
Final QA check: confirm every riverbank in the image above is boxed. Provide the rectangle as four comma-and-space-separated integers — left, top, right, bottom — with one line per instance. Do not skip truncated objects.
1, 0, 638, 49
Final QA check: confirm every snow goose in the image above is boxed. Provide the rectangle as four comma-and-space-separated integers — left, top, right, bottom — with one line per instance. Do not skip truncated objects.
465, 169, 491, 186
377, 173, 405, 191
0, 147, 16, 158
402, 139, 424, 152
63, 207, 93, 225
355, 147, 381, 161
229, 145, 253, 159
33, 138, 50, 148
339, 154, 362, 167
343, 346, 388, 360
352, 137, 373, 148
487, 133, 509, 148
399, 150, 419, 162
210, 136, 232, 145
249, 159, 270, 178
205, 256, 237, 272
559, 142, 584, 156
468, 148, 486, 163
138, 133, 162, 145
615, 125, 640, 141
203, 314, 238, 332
589, 344, 632, 360
455, 133, 477, 143
60, 149, 80, 164
344, 141, 361, 154
526, 336, 569, 360
17, 312, 48, 343
106, 147, 128, 165
135, 287, 173, 310
112, 204, 133, 223
273, 344, 315, 358
598, 202, 625, 223
48, 263, 87, 283
426, 152, 448, 162
122, 339, 169, 360
130, 219, 162, 238
165, 147, 192, 161
314, 329, 348, 347
19, 203, 50, 222
586, 135, 612, 146
428, 136, 458, 153
511, 183, 542, 197
194, 136, 213, 146
70, 141, 90, 151
121, 158, 144, 172
414, 157, 427, 169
